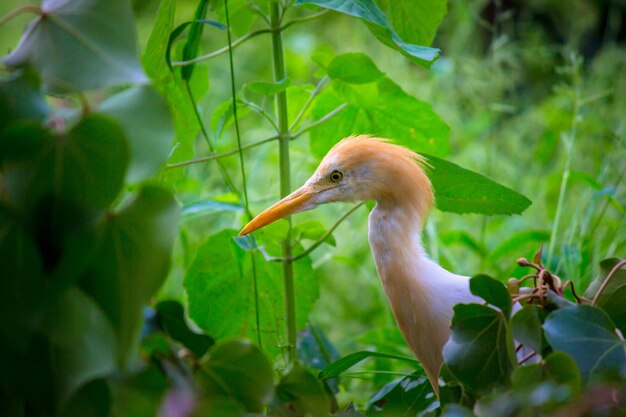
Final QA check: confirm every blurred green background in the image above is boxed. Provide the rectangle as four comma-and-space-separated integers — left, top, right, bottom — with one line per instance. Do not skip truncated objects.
2, 0, 624, 405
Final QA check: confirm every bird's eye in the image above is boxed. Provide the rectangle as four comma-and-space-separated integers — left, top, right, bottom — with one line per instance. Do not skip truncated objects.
329, 170, 343, 182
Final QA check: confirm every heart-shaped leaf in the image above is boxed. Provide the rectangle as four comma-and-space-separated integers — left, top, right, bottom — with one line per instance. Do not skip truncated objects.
469, 275, 512, 318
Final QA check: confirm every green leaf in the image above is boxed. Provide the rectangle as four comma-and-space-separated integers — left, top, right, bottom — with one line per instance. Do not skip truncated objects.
510, 304, 549, 354
510, 351, 581, 395
275, 362, 331, 417
109, 364, 168, 417
365, 372, 436, 415
543, 305, 626, 381
182, 0, 210, 80
156, 300, 214, 358
61, 379, 111, 417
210, 100, 251, 139
43, 288, 117, 403
3, 0, 146, 91
294, 0, 441, 67
1, 115, 129, 214
489, 230, 550, 261
584, 258, 626, 334
199, 340, 274, 412
82, 186, 179, 368
247, 78, 293, 95
469, 275, 512, 318
184, 229, 319, 359
310, 77, 449, 158
443, 304, 515, 393
319, 351, 418, 380
141, 0, 175, 80
424, 155, 533, 215
99, 85, 174, 183
0, 69, 47, 133
327, 53, 385, 84
293, 220, 336, 247
210, 0, 259, 36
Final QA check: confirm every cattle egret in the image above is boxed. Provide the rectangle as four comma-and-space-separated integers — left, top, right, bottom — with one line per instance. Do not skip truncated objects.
240, 135, 480, 391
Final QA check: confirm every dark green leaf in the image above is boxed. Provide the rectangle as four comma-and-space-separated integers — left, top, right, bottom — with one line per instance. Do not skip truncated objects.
247, 78, 292, 95
156, 300, 214, 357
61, 379, 111, 417
184, 229, 319, 359
0, 69, 47, 133
82, 186, 179, 368
365, 372, 436, 415
297, 325, 341, 371
310, 77, 449, 158
584, 258, 626, 334
327, 53, 385, 84
3, 0, 146, 91
469, 275, 512, 318
511, 304, 549, 354
1, 115, 129, 214
443, 304, 515, 393
275, 362, 331, 417
182, 0, 210, 80
424, 155, 533, 215
319, 351, 418, 380
294, 0, 440, 67
165, 19, 225, 74
109, 364, 168, 417
543, 305, 626, 381
43, 288, 117, 403
510, 351, 581, 394
199, 340, 274, 412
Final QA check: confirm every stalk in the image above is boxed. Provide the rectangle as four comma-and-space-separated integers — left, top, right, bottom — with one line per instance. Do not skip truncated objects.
269, 0, 296, 363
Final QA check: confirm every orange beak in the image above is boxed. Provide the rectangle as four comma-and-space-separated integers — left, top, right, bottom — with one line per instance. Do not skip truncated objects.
239, 186, 315, 236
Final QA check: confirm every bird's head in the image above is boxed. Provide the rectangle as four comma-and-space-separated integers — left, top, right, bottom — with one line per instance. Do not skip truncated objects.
239, 135, 433, 236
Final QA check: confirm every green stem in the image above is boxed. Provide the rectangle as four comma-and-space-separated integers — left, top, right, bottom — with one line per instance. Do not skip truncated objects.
269, 0, 296, 363
0, 5, 40, 25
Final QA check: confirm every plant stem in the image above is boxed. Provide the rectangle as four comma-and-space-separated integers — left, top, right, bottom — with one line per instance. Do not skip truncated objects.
0, 5, 40, 25
269, 0, 296, 363
592, 259, 626, 305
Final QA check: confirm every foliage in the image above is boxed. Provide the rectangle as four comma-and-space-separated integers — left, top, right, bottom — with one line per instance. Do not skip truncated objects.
1, 0, 625, 415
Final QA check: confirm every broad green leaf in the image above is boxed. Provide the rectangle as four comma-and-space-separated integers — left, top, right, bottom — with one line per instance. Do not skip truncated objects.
310, 77, 449, 158
365, 372, 436, 415
275, 362, 331, 417
199, 340, 274, 412
376, 0, 447, 48
510, 304, 549, 354
543, 305, 626, 381
319, 351, 418, 380
184, 229, 319, 359
247, 79, 293, 95
156, 300, 214, 358
584, 258, 626, 334
44, 288, 117, 403
82, 186, 179, 368
293, 220, 336, 247
443, 304, 515, 393
424, 155, 533, 215
210, 100, 251, 139
490, 230, 550, 260
210, 0, 259, 36
294, 0, 440, 67
469, 275, 512, 318
61, 379, 111, 417
0, 69, 47, 133
141, 0, 175, 80
3, 0, 146, 91
1, 115, 129, 214
327, 53, 384, 84
99, 85, 174, 183
511, 352, 581, 394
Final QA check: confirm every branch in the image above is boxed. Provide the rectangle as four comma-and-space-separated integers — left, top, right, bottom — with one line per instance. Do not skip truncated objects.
291, 103, 348, 140
173, 11, 329, 67
289, 76, 329, 131
267, 202, 365, 262
592, 259, 626, 305
166, 135, 278, 169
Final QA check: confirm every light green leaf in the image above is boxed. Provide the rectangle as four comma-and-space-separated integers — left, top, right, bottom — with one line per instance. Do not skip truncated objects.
44, 288, 117, 403
424, 155, 533, 215
184, 229, 319, 359
275, 362, 331, 417
141, 0, 174, 80
247, 78, 292, 95
327, 53, 384, 84
443, 304, 515, 393
469, 275, 512, 318
294, 0, 441, 67
82, 186, 179, 368
3, 0, 146, 91
319, 351, 418, 380
543, 305, 626, 381
199, 340, 274, 412
310, 77, 449, 158
99, 85, 174, 183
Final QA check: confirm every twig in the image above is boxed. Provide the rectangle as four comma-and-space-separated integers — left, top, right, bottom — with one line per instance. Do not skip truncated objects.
519, 351, 537, 365
166, 135, 278, 169
0, 5, 40, 25
289, 76, 329, 131
291, 103, 348, 139
592, 260, 626, 305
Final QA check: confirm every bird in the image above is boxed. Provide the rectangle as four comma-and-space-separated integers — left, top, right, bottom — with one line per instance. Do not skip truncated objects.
239, 135, 480, 392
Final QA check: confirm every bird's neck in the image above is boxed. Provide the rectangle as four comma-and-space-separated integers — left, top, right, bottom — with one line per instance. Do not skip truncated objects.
367, 200, 468, 387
